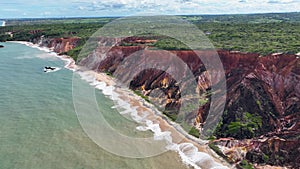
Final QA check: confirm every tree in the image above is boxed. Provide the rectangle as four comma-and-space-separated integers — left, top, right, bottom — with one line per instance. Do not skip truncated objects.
227, 112, 262, 139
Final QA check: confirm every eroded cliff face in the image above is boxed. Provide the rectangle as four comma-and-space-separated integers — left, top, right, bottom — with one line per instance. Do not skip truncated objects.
213, 51, 300, 168
32, 37, 81, 54
78, 39, 299, 168
219, 51, 299, 137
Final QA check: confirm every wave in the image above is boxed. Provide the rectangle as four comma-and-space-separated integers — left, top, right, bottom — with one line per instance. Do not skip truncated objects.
76, 71, 229, 169
15, 53, 59, 60
15, 41, 229, 169
12, 41, 52, 53
11, 41, 77, 72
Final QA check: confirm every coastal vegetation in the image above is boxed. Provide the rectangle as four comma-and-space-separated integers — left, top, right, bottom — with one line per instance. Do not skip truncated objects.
0, 12, 299, 58
237, 160, 255, 169
208, 143, 228, 161
188, 126, 200, 138
224, 112, 262, 139
133, 90, 151, 103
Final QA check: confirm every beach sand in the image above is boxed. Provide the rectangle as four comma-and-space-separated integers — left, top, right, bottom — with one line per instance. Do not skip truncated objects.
12, 41, 232, 169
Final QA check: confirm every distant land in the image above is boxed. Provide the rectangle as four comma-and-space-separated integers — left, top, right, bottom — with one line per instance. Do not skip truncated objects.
1, 12, 299, 55
1, 12, 300, 25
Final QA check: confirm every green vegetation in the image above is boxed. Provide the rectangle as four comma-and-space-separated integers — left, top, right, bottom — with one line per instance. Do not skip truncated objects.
199, 98, 208, 106
0, 12, 299, 59
0, 22, 104, 60
152, 21, 300, 55
183, 12, 300, 24
256, 100, 261, 107
163, 110, 178, 121
238, 160, 254, 169
262, 153, 270, 163
4, 17, 115, 26
64, 45, 83, 61
154, 37, 190, 50
201, 22, 300, 55
208, 143, 229, 161
104, 71, 113, 77
133, 90, 150, 103
226, 112, 262, 139
188, 126, 200, 138
0, 23, 101, 41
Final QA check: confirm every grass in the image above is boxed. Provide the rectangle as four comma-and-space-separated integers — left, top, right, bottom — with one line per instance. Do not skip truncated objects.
188, 126, 200, 138
133, 90, 150, 103
208, 143, 229, 161
163, 110, 178, 121
238, 160, 254, 169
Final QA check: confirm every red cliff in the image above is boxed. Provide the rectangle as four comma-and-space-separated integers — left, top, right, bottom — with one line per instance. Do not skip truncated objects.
78, 40, 299, 168
33, 37, 81, 54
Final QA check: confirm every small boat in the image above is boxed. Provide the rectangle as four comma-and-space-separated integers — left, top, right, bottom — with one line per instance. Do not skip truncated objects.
43, 66, 60, 73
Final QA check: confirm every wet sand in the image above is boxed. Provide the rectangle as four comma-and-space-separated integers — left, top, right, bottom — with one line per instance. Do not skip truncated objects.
89, 69, 232, 168
13, 41, 232, 169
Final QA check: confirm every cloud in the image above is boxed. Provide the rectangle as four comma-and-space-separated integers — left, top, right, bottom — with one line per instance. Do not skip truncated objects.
176, 0, 192, 3
0, 2, 20, 5
42, 11, 51, 16
71, 0, 300, 16
78, 6, 85, 10
76, 0, 128, 12
1, 0, 300, 18
1, 8, 19, 12
268, 0, 297, 3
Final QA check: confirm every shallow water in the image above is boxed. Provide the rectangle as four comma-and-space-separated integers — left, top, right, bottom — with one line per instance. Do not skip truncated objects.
0, 42, 190, 169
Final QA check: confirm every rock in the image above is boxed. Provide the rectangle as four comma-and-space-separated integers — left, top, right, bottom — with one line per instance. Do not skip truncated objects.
32, 37, 81, 54
213, 136, 299, 168
77, 37, 299, 168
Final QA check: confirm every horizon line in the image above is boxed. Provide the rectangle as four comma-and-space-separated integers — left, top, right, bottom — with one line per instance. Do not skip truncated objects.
1, 11, 299, 20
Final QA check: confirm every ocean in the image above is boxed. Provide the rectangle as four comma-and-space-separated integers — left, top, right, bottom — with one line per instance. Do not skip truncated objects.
0, 42, 192, 169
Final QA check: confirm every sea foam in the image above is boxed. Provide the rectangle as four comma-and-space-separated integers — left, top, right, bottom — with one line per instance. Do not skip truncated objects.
76, 71, 229, 169
15, 41, 229, 169
12, 41, 77, 72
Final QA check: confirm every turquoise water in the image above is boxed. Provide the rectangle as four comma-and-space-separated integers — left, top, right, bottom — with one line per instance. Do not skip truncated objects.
0, 42, 189, 169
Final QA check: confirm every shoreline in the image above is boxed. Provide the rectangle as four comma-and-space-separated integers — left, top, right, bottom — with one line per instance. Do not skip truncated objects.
10, 41, 232, 169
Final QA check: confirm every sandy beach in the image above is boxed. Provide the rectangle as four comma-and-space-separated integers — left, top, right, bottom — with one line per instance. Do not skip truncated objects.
12, 41, 232, 169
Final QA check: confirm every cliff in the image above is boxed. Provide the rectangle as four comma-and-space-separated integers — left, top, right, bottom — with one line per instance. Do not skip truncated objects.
78, 40, 299, 168
32, 37, 81, 54
34, 36, 299, 168
213, 51, 299, 168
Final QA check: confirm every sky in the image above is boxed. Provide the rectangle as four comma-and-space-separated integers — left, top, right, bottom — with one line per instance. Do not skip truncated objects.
0, 0, 299, 18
